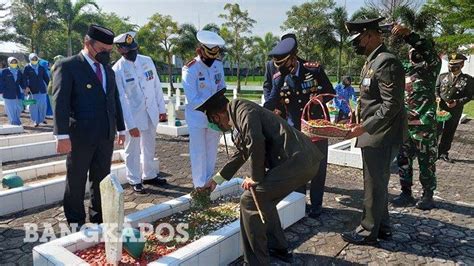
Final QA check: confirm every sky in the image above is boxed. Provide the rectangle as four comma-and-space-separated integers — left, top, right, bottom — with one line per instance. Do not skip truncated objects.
94, 0, 366, 36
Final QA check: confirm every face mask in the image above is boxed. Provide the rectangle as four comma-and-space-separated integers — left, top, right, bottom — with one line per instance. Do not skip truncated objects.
208, 122, 221, 132
351, 37, 366, 55
448, 65, 461, 73
124, 49, 138, 62
30, 60, 38, 65
9, 64, 18, 69
202, 57, 215, 67
91, 43, 111, 65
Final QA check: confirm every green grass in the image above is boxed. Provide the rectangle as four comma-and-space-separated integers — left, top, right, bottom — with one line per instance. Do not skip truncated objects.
464, 101, 474, 118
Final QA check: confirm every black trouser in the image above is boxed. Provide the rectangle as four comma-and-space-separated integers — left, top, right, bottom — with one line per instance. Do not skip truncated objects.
359, 145, 398, 240
296, 139, 328, 208
63, 138, 114, 225
438, 106, 463, 156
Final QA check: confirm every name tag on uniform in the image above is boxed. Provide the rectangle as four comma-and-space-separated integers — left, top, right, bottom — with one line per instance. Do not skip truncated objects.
362, 78, 371, 86
125, 78, 135, 82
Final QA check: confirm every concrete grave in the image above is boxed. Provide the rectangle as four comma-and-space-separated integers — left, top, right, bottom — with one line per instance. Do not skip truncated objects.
0, 124, 24, 135
328, 138, 362, 169
33, 178, 306, 265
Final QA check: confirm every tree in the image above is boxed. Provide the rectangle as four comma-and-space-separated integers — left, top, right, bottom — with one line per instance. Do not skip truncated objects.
219, 3, 256, 93
365, 0, 422, 21
332, 6, 349, 82
350, 6, 381, 20
5, 0, 59, 55
254, 32, 279, 75
423, 0, 474, 53
56, 0, 99, 56
174, 23, 198, 63
138, 13, 179, 90
281, 0, 336, 62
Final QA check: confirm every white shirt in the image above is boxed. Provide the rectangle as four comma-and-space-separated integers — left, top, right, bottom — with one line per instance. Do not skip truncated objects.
81, 50, 106, 92
112, 54, 166, 131
182, 56, 226, 128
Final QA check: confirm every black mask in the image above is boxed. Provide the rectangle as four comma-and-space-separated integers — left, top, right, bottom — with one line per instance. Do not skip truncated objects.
351, 37, 365, 55
124, 49, 138, 62
202, 57, 215, 67
448, 66, 461, 73
95, 51, 111, 65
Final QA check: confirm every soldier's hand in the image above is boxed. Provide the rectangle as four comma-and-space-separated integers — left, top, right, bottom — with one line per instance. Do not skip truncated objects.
242, 177, 256, 191
117, 134, 125, 146
56, 139, 71, 154
203, 179, 217, 192
447, 100, 457, 108
346, 125, 366, 139
159, 113, 168, 122
273, 109, 282, 116
129, 128, 140, 138
392, 24, 410, 37
278, 65, 291, 76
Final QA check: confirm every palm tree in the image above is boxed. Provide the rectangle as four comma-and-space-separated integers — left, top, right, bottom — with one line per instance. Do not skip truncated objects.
393, 6, 436, 34
254, 32, 279, 75
174, 23, 198, 62
56, 0, 99, 56
332, 6, 349, 82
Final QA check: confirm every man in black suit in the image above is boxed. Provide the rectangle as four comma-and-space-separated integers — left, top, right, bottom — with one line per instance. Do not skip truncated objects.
53, 24, 126, 226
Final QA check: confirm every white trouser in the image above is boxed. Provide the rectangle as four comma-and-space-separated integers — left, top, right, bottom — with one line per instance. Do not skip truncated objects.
188, 127, 220, 187
125, 117, 159, 185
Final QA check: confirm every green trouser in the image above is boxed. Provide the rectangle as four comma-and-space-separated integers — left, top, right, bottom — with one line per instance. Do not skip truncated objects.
359, 145, 399, 240
240, 158, 319, 265
397, 127, 437, 192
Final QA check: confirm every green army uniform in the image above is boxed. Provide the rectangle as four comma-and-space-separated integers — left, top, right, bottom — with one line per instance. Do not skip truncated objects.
396, 32, 441, 200
436, 56, 474, 159
213, 99, 323, 265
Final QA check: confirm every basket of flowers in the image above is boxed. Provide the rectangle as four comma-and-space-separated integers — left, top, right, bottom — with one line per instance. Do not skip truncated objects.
301, 93, 355, 140
436, 98, 452, 122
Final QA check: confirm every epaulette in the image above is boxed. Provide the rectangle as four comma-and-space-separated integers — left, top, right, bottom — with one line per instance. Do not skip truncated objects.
185, 59, 196, 67
303, 61, 320, 69
273, 72, 281, 80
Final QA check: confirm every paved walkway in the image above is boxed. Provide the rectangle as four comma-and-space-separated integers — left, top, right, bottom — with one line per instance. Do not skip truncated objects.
0, 107, 472, 265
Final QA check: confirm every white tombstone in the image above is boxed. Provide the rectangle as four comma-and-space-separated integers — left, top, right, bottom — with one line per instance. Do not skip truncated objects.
261, 94, 265, 106
167, 84, 172, 98
175, 88, 181, 111
100, 173, 124, 265
168, 98, 176, 126
233, 87, 238, 100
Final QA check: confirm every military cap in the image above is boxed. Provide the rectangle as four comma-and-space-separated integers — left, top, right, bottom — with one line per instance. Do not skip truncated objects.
195, 88, 228, 114
268, 37, 297, 63
448, 53, 467, 64
197, 30, 225, 49
345, 17, 385, 42
114, 31, 138, 49
87, 24, 115, 45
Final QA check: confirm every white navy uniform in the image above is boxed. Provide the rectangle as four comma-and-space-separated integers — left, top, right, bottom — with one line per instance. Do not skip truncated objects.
182, 31, 226, 187
113, 32, 166, 185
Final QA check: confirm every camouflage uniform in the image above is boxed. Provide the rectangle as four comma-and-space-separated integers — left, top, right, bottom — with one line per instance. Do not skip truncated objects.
397, 32, 441, 193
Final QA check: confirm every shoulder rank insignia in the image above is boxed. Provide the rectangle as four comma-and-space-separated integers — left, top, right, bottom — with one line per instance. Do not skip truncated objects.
303, 61, 320, 69
381, 82, 394, 88
185, 59, 196, 67
273, 72, 281, 80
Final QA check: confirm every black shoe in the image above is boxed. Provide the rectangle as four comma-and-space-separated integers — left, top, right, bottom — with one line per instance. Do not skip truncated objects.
42, 121, 47, 124
341, 231, 378, 245
378, 230, 393, 240
439, 153, 454, 163
34, 123, 39, 127
143, 176, 167, 186
132, 184, 146, 194
308, 205, 323, 218
391, 191, 416, 207
269, 248, 294, 263
416, 191, 435, 210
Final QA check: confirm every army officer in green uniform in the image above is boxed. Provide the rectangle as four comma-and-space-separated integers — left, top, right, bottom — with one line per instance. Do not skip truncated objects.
436, 53, 474, 163
342, 17, 407, 245
199, 89, 324, 265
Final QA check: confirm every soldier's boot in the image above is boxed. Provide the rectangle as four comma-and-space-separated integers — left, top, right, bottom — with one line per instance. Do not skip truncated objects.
391, 187, 416, 207
416, 190, 435, 210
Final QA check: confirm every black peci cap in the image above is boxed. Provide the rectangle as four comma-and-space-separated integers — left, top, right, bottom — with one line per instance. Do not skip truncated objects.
87, 24, 115, 45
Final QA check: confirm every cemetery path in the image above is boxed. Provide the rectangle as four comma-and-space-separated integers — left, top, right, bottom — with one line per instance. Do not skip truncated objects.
0, 115, 473, 265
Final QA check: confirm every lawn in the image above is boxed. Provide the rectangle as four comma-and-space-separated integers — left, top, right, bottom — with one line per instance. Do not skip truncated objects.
464, 101, 474, 118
